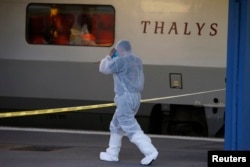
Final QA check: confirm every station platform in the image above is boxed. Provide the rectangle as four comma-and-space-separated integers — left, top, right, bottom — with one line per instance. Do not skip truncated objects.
0, 127, 224, 167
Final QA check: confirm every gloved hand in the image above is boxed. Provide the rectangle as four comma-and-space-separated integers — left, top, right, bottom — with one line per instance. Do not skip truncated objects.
109, 48, 115, 56
109, 48, 117, 58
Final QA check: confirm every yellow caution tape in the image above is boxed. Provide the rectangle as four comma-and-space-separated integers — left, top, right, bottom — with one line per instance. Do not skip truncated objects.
0, 89, 225, 118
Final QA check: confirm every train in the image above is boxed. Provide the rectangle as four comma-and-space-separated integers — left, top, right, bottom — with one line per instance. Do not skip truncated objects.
0, 0, 228, 137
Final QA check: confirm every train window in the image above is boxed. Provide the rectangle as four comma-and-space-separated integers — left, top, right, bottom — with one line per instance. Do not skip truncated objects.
26, 4, 115, 46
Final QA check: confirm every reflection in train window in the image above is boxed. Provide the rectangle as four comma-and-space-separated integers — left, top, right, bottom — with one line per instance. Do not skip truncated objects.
26, 4, 115, 46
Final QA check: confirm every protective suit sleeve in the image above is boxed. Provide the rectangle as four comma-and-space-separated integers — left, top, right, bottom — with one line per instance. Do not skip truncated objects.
99, 55, 119, 74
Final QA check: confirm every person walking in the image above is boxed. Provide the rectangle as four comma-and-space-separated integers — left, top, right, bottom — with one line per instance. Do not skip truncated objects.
99, 40, 158, 165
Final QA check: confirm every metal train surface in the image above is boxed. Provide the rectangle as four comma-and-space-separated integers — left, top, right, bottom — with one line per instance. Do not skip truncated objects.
0, 0, 228, 137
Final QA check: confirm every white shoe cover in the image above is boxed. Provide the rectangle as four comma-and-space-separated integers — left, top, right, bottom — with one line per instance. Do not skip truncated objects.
130, 132, 159, 165
100, 133, 122, 162
141, 150, 158, 165
100, 152, 119, 162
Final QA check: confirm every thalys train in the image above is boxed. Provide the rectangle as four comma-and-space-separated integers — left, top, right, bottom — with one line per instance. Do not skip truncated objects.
0, 0, 228, 137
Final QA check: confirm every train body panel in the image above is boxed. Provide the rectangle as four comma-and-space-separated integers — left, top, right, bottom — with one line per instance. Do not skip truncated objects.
0, 0, 227, 137
0, 0, 228, 67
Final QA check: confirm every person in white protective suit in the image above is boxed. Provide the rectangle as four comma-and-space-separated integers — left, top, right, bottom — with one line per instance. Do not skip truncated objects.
99, 40, 158, 165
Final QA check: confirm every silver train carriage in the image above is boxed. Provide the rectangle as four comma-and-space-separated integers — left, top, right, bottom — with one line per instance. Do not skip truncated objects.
0, 0, 228, 137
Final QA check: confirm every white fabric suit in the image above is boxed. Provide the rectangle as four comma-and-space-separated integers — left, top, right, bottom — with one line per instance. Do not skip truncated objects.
99, 40, 158, 165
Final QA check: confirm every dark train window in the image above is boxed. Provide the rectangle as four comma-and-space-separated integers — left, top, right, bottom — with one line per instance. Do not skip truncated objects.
26, 4, 115, 46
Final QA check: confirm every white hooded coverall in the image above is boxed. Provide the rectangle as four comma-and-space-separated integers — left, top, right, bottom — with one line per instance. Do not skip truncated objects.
99, 46, 158, 165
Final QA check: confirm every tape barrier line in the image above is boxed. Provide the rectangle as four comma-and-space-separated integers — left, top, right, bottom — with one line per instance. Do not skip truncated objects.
0, 88, 225, 118
141, 88, 225, 103
0, 103, 116, 119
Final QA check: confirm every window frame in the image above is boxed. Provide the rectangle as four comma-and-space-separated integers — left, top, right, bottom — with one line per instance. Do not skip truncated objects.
25, 3, 116, 47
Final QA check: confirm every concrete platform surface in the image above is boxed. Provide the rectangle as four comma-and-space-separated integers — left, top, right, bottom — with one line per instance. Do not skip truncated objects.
0, 127, 224, 167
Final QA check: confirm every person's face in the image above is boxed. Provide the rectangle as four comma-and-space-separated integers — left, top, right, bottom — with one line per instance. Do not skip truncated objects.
116, 46, 124, 57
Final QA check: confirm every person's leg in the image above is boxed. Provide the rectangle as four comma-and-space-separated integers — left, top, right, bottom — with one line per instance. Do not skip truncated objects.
100, 106, 124, 162
130, 132, 158, 165
117, 93, 158, 165
99, 132, 123, 161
